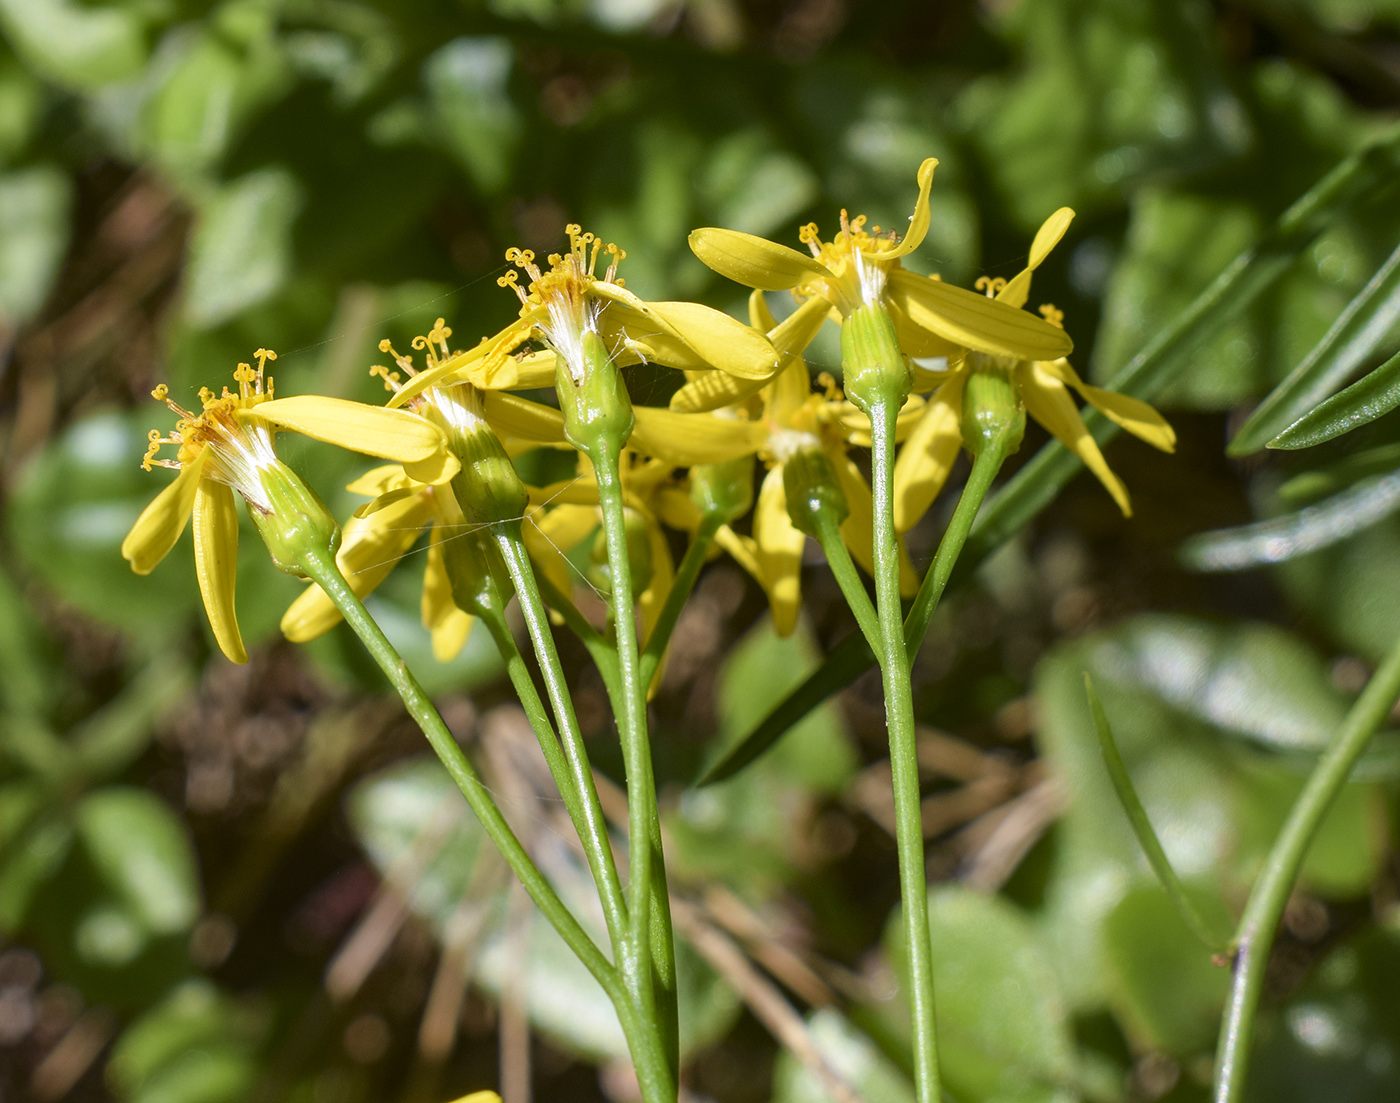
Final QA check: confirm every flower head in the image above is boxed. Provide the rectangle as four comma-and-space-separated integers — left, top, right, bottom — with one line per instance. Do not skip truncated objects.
892, 217, 1176, 531
385, 227, 779, 414
122, 350, 457, 664
689, 158, 1074, 365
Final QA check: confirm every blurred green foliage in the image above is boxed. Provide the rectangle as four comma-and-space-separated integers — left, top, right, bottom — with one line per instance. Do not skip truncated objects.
3, 1, 1400, 1102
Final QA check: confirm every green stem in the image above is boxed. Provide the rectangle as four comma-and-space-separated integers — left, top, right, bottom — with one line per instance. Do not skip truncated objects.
591, 444, 679, 1093
868, 398, 941, 1103
493, 522, 629, 955
299, 546, 621, 998
810, 509, 883, 655
904, 439, 1013, 657
639, 514, 722, 689
1214, 630, 1400, 1103
533, 563, 626, 709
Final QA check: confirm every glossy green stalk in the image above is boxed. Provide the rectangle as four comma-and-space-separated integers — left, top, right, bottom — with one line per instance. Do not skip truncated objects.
810, 509, 882, 655
868, 395, 941, 1103
298, 545, 618, 993
1214, 630, 1400, 1103
639, 513, 722, 689
493, 523, 629, 954
591, 444, 679, 1083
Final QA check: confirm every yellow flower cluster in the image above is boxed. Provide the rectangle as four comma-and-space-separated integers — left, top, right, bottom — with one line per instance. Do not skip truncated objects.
124, 167, 1173, 663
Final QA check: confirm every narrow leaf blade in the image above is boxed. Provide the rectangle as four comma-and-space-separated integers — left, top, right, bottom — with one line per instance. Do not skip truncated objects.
1270, 347, 1400, 450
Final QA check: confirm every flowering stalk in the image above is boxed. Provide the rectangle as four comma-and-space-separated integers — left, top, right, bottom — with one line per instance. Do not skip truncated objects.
1214, 629, 1400, 1103
848, 314, 943, 1103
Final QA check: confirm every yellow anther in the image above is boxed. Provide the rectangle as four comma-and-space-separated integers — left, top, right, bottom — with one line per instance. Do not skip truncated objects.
547, 253, 563, 267
816, 372, 844, 403
1039, 303, 1065, 328
974, 276, 1008, 297
151, 384, 169, 401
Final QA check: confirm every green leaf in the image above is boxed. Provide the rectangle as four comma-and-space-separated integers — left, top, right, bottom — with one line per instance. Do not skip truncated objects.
0, 0, 147, 91
423, 37, 520, 194
1034, 616, 1386, 1009
0, 164, 72, 329
772, 1009, 915, 1103
70, 658, 195, 782
1231, 243, 1400, 454
0, 813, 73, 932
1102, 883, 1231, 1053
183, 167, 302, 329
1179, 467, 1400, 570
1271, 347, 1400, 449
1274, 512, 1400, 662
74, 787, 201, 936
883, 887, 1076, 1103
109, 980, 266, 1101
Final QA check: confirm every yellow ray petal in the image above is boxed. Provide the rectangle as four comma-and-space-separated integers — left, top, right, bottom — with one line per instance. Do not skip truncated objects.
630, 407, 765, 466
749, 288, 776, 332
386, 320, 534, 409
887, 269, 1074, 362
654, 486, 703, 532
892, 375, 965, 533
252, 397, 458, 483
998, 208, 1074, 309
753, 464, 806, 637
689, 227, 834, 291
1016, 362, 1131, 516
1039, 358, 1176, 452
886, 157, 939, 259
888, 294, 964, 359
638, 519, 675, 647
522, 504, 594, 600
121, 449, 209, 576
432, 607, 475, 662
422, 533, 456, 631
769, 294, 831, 358
281, 492, 433, 642
826, 444, 874, 577
346, 464, 417, 498
192, 479, 246, 664
764, 359, 813, 428
642, 301, 780, 380
670, 371, 768, 413
513, 350, 559, 389
483, 390, 567, 442
715, 525, 762, 582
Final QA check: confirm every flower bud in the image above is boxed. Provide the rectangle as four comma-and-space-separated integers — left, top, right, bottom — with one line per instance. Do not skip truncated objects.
248, 460, 341, 577
782, 446, 849, 537
840, 302, 911, 415
420, 384, 530, 527
961, 355, 1026, 458
557, 329, 635, 458
440, 524, 513, 621
690, 455, 755, 523
587, 507, 652, 601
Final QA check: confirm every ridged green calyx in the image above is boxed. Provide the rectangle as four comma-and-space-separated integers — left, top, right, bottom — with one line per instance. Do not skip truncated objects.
782, 446, 849, 537
440, 523, 513, 621
690, 455, 755, 523
422, 384, 529, 527
558, 329, 635, 459
961, 354, 1026, 458
249, 462, 342, 577
840, 302, 911, 415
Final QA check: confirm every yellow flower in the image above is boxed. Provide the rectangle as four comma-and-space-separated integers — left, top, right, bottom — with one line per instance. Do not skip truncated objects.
667, 292, 911, 636
280, 464, 481, 662
688, 158, 1073, 364
382, 227, 779, 411
892, 210, 1176, 530
121, 351, 458, 664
